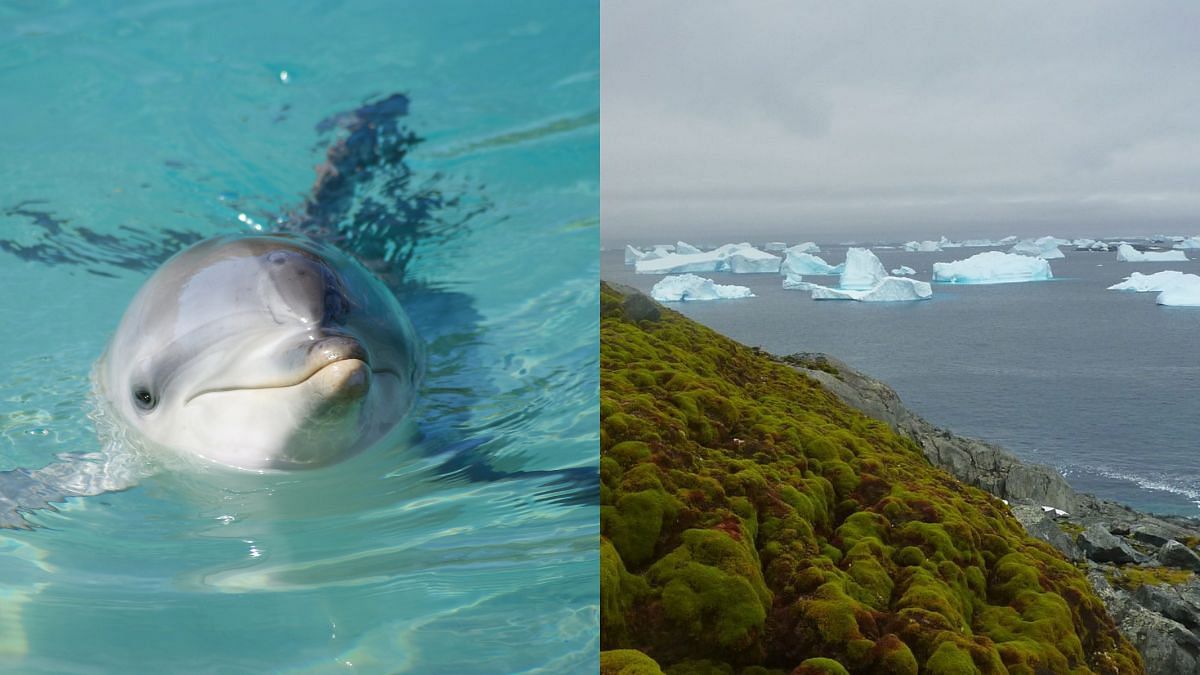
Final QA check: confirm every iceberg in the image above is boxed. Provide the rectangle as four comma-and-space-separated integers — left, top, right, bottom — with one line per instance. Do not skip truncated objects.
763, 241, 787, 252
997, 235, 1019, 246
1157, 275, 1200, 306
782, 274, 818, 291
809, 277, 932, 302
891, 266, 916, 276
1107, 271, 1191, 293
840, 248, 888, 290
1009, 237, 1064, 259
635, 242, 780, 274
1074, 239, 1111, 252
624, 245, 645, 265
904, 240, 943, 252
782, 251, 843, 276
932, 251, 1053, 284
650, 274, 754, 302
786, 241, 821, 255
1115, 244, 1188, 262
674, 241, 703, 255
1174, 236, 1200, 250
727, 247, 782, 274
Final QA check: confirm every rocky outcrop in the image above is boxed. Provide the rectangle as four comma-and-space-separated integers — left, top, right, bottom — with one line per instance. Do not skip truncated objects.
781, 350, 1200, 675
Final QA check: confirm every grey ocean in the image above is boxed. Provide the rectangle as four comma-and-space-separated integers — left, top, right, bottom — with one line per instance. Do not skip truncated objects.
604, 245, 1200, 517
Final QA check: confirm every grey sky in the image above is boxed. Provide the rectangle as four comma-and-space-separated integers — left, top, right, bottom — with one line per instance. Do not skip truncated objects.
602, 1, 1200, 244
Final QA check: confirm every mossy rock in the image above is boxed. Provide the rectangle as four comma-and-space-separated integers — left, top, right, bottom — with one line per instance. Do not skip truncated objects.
601, 649, 666, 675
598, 283, 1143, 675
792, 657, 849, 675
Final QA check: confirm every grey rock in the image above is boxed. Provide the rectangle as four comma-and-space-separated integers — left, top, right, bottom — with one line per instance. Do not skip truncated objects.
621, 292, 661, 323
1079, 524, 1144, 564
1087, 567, 1200, 675
1135, 582, 1200, 631
1131, 523, 1176, 548
1159, 540, 1200, 572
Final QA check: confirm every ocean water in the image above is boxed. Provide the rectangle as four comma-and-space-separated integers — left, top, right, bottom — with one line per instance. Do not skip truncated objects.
604, 245, 1200, 517
0, 2, 597, 673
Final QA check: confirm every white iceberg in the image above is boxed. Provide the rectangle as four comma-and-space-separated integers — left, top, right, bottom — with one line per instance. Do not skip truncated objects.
624, 245, 645, 265
1074, 239, 1111, 252
1107, 271, 1191, 293
1157, 275, 1200, 306
782, 274, 819, 291
809, 277, 932, 302
786, 241, 821, 255
763, 241, 787, 252
1116, 244, 1188, 262
1174, 236, 1200, 250
674, 241, 703, 255
650, 274, 754, 302
840, 248, 889, 290
727, 247, 782, 274
1009, 237, 1065, 259
932, 251, 1053, 284
904, 240, 943, 252
782, 251, 843, 276
635, 242, 779, 275
891, 266, 916, 276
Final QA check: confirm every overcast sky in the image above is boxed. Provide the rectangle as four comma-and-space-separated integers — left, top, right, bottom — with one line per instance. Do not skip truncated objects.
602, 1, 1200, 244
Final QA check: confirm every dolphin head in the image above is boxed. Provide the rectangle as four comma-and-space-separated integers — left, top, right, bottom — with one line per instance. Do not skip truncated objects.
95, 234, 423, 471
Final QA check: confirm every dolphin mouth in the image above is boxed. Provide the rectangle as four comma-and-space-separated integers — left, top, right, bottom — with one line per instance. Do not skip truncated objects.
184, 336, 375, 404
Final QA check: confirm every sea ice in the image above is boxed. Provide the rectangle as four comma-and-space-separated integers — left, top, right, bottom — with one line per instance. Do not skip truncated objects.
786, 241, 821, 255
1115, 244, 1189, 262
782, 251, 843, 276
1174, 236, 1200, 250
635, 243, 779, 274
1107, 271, 1191, 293
932, 251, 1053, 284
727, 246, 782, 274
809, 277, 932, 302
650, 274, 754, 302
624, 245, 644, 265
1157, 275, 1200, 306
1009, 237, 1065, 259
782, 274, 818, 291
840, 248, 889, 290
891, 266, 916, 276
904, 239, 943, 252
675, 241, 703, 255
763, 241, 787, 252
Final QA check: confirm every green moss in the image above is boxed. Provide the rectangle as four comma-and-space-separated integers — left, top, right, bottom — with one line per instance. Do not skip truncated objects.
1111, 566, 1195, 590
598, 283, 1142, 675
663, 660, 734, 675
793, 657, 849, 675
601, 649, 666, 675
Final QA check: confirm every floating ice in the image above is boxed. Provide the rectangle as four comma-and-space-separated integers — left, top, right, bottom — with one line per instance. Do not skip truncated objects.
840, 248, 888, 290
675, 241, 702, 255
786, 241, 821, 255
932, 251, 1053, 284
782, 251, 843, 276
624, 245, 645, 265
763, 241, 787, 252
1009, 237, 1065, 259
635, 243, 779, 274
727, 246, 782, 274
809, 277, 932, 302
1107, 271, 1191, 293
904, 239, 943, 252
650, 274, 754, 302
1157, 275, 1200, 306
1074, 239, 1111, 251
1116, 244, 1188, 262
1174, 236, 1200, 250
782, 274, 818, 291
891, 266, 916, 276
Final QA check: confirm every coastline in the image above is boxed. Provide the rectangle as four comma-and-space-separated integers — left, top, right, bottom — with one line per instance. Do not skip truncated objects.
604, 280, 1200, 674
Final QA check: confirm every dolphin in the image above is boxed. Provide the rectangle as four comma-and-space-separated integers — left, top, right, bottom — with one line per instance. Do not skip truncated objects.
95, 233, 423, 471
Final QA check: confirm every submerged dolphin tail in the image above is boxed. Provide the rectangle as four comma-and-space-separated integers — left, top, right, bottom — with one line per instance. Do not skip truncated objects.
0, 453, 142, 529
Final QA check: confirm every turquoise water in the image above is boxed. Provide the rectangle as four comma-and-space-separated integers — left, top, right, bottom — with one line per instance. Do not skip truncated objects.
0, 2, 598, 672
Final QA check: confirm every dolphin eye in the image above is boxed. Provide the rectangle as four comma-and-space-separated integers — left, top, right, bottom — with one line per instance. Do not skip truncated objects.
133, 388, 156, 411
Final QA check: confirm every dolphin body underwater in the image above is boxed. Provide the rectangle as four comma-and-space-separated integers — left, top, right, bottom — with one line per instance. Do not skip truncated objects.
0, 94, 596, 528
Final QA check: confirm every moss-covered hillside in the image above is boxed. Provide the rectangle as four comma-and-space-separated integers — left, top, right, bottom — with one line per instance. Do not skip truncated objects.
599, 283, 1142, 675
